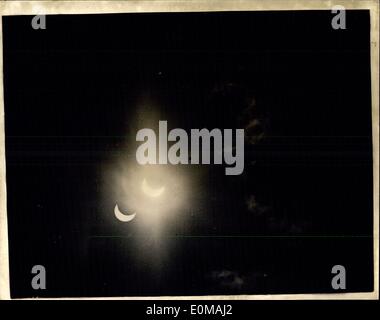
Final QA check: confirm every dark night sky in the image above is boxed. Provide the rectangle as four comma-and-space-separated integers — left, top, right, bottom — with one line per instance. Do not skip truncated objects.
2, 10, 373, 298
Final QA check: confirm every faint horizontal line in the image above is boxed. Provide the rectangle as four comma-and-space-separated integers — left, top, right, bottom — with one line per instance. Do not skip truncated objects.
89, 235, 373, 239
7, 135, 372, 138
8, 49, 370, 54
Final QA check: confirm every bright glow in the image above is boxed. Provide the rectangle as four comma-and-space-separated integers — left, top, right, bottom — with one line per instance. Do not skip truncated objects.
141, 178, 165, 198
112, 163, 189, 229
102, 100, 203, 269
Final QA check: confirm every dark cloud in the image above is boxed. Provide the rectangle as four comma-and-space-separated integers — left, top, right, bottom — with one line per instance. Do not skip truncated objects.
210, 270, 244, 290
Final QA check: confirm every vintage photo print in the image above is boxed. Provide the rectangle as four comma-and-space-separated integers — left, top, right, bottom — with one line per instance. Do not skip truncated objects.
0, 0, 378, 299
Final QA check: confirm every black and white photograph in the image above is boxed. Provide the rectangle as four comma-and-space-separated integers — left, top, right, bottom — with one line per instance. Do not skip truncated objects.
0, 0, 378, 300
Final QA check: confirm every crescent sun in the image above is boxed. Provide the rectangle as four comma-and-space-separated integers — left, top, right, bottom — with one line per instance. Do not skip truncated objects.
142, 178, 165, 198
114, 204, 136, 222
